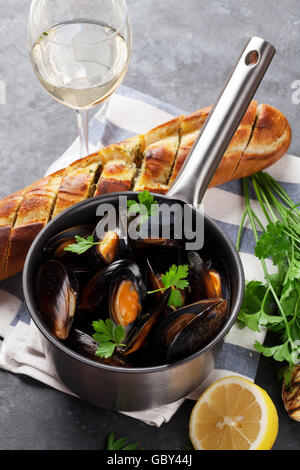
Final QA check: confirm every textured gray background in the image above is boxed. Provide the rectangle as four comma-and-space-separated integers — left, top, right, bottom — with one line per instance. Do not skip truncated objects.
0, 0, 299, 450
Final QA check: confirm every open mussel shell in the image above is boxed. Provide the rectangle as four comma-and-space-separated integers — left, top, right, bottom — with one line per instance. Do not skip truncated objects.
67, 329, 130, 367
43, 224, 94, 271
187, 251, 219, 301
36, 260, 78, 340
123, 288, 172, 356
155, 298, 227, 362
109, 261, 146, 338
78, 259, 132, 314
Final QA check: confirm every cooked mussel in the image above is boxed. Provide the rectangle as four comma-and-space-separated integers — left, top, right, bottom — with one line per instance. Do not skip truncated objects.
36, 260, 78, 340
123, 288, 172, 356
187, 251, 219, 301
109, 262, 146, 338
91, 210, 130, 267
44, 225, 93, 270
78, 259, 132, 314
155, 298, 227, 361
67, 329, 130, 367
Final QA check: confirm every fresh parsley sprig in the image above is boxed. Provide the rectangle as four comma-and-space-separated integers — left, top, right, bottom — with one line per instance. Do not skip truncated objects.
237, 172, 300, 385
106, 432, 143, 450
92, 319, 126, 358
148, 264, 189, 309
64, 235, 101, 255
127, 190, 159, 225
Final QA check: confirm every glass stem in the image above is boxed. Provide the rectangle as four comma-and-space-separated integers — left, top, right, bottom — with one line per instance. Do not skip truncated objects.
76, 109, 89, 156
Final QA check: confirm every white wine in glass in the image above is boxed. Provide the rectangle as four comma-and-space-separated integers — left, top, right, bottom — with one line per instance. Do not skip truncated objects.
28, 0, 132, 156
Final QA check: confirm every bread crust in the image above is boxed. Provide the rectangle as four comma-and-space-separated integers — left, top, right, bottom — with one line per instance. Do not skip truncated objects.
52, 163, 100, 218
209, 100, 258, 187
5, 223, 45, 279
133, 116, 183, 191
169, 106, 212, 185
0, 190, 25, 280
231, 103, 292, 180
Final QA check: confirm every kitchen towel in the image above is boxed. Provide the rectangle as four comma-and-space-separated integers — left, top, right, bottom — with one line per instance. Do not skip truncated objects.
0, 85, 299, 427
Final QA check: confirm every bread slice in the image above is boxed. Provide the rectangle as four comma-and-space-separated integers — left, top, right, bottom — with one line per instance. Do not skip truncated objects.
209, 100, 258, 187
232, 103, 292, 181
0, 189, 25, 281
133, 116, 183, 191
98, 135, 143, 167
5, 173, 64, 279
94, 160, 137, 195
52, 163, 100, 218
169, 106, 212, 186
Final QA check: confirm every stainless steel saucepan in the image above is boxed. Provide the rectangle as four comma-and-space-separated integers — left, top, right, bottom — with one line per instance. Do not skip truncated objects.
23, 37, 275, 411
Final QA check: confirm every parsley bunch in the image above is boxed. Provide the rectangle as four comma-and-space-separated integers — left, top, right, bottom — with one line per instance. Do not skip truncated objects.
237, 172, 300, 384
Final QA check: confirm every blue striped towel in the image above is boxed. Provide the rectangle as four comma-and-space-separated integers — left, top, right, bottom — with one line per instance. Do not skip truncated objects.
0, 85, 299, 426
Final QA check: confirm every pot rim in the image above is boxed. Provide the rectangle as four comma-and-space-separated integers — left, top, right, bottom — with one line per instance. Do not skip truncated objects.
23, 192, 245, 375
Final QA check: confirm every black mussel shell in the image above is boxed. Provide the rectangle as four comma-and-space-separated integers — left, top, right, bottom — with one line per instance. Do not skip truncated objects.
123, 288, 172, 356
67, 329, 130, 367
167, 299, 227, 361
36, 260, 78, 340
78, 259, 132, 314
109, 262, 146, 336
187, 251, 218, 301
44, 225, 93, 266
154, 298, 227, 361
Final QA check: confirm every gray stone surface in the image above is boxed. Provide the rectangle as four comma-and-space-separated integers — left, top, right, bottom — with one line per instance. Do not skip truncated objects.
0, 0, 299, 450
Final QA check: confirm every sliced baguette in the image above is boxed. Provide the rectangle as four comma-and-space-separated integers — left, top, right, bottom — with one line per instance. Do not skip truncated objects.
0, 102, 291, 281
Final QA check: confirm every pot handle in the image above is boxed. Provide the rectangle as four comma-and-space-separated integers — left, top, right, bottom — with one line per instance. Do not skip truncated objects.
167, 36, 275, 207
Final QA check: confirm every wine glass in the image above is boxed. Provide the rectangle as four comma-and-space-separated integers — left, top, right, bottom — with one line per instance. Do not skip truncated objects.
28, 0, 132, 157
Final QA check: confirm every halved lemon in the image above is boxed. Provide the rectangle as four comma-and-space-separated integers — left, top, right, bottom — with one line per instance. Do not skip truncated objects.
189, 376, 278, 450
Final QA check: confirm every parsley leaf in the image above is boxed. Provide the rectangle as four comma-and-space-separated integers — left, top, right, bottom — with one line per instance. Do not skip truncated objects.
106, 433, 143, 450
161, 264, 189, 291
127, 190, 158, 225
92, 319, 126, 358
255, 222, 291, 266
254, 340, 291, 362
168, 288, 184, 309
64, 235, 97, 255
147, 264, 189, 309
